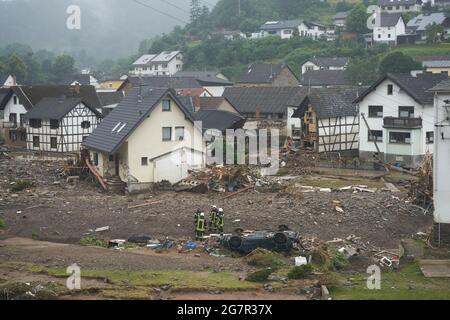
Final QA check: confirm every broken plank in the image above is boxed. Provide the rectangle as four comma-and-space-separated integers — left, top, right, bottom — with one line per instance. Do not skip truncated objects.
221, 186, 255, 200
128, 200, 163, 209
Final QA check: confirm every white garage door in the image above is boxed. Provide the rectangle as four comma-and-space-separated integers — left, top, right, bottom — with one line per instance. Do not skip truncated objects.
154, 151, 183, 183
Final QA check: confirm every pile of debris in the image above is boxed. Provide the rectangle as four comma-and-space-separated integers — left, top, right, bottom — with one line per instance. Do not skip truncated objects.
409, 153, 433, 209
280, 145, 317, 176
174, 165, 270, 193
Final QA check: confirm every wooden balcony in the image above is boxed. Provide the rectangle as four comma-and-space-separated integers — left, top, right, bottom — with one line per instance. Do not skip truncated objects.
383, 117, 422, 129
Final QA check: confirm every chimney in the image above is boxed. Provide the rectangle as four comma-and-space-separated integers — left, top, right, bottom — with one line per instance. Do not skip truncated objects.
74, 83, 81, 94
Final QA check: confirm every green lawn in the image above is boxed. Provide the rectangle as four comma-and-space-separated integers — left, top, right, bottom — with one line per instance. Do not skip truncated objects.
331, 261, 450, 300
392, 43, 450, 58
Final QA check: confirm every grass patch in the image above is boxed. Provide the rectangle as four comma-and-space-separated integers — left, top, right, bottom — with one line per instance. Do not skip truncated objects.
288, 264, 313, 279
0, 218, 5, 229
10, 180, 33, 192
246, 269, 274, 282
1, 262, 258, 291
79, 236, 108, 248
392, 43, 450, 58
331, 260, 450, 300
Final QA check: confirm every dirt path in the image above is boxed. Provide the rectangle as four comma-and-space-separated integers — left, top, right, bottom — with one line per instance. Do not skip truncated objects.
0, 237, 245, 272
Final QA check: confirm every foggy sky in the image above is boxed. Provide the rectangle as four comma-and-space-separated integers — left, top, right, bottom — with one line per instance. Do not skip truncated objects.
0, 0, 218, 59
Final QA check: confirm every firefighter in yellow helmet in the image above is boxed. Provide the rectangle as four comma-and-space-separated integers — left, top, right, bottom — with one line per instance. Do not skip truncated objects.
216, 208, 224, 234
209, 205, 218, 232
195, 212, 206, 241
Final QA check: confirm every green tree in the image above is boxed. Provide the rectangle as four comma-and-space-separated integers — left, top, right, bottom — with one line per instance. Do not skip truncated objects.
5, 54, 27, 83
346, 4, 369, 35
190, 0, 202, 23
379, 52, 422, 75
52, 54, 75, 83
426, 23, 445, 44
345, 56, 380, 85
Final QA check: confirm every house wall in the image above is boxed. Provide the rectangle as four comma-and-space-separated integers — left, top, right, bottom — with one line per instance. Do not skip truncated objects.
3, 94, 27, 125
379, 4, 421, 13
433, 92, 450, 224
131, 54, 183, 76
27, 102, 100, 153
1, 75, 16, 87
317, 116, 359, 153
374, 19, 406, 44
286, 106, 301, 137
122, 97, 204, 185
203, 86, 227, 97
272, 68, 301, 87
301, 62, 320, 74
426, 67, 450, 75
357, 79, 435, 165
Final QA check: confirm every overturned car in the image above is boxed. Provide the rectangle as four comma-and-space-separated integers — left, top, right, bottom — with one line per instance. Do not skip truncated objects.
220, 229, 300, 254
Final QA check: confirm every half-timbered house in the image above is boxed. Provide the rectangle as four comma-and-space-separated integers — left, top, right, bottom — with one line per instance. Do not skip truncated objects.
292, 87, 360, 153
23, 97, 103, 153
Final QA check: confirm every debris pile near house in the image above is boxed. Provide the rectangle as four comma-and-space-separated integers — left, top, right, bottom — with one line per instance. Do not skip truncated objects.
279, 143, 317, 176
175, 165, 270, 193
408, 152, 433, 209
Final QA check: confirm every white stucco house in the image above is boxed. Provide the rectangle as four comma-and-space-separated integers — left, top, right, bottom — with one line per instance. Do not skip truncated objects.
372, 12, 406, 45
301, 57, 349, 75
82, 87, 205, 192
260, 20, 335, 40
354, 72, 447, 167
378, 0, 422, 13
130, 51, 183, 76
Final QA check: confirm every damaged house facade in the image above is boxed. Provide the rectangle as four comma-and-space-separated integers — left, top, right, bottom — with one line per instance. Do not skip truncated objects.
223, 86, 306, 134
292, 87, 360, 153
82, 87, 204, 192
355, 72, 447, 166
23, 97, 103, 153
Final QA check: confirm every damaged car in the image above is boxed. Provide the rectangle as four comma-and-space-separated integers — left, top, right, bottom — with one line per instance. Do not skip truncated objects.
220, 228, 300, 254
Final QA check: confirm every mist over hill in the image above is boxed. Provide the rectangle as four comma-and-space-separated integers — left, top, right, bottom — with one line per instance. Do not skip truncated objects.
0, 0, 217, 60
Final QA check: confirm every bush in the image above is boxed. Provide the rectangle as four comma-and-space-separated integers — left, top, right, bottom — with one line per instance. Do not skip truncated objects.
244, 249, 285, 269
288, 264, 313, 279
332, 251, 350, 271
10, 180, 33, 192
246, 269, 274, 282
80, 236, 108, 248
0, 218, 5, 229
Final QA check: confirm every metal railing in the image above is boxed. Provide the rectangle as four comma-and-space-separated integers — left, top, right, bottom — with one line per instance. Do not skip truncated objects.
383, 117, 422, 129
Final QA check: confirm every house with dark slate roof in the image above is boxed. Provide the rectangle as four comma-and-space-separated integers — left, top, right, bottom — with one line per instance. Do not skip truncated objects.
0, 85, 100, 148
23, 97, 102, 153
354, 72, 447, 166
292, 87, 361, 153
223, 86, 307, 136
300, 70, 352, 88
82, 87, 205, 191
372, 12, 406, 45
236, 64, 300, 87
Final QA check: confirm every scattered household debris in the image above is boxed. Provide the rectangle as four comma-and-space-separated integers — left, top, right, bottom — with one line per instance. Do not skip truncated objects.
94, 226, 110, 233
409, 152, 433, 208
175, 165, 269, 194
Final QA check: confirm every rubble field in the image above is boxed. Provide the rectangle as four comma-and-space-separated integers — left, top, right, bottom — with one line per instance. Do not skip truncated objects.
0, 157, 444, 300
0, 157, 432, 249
